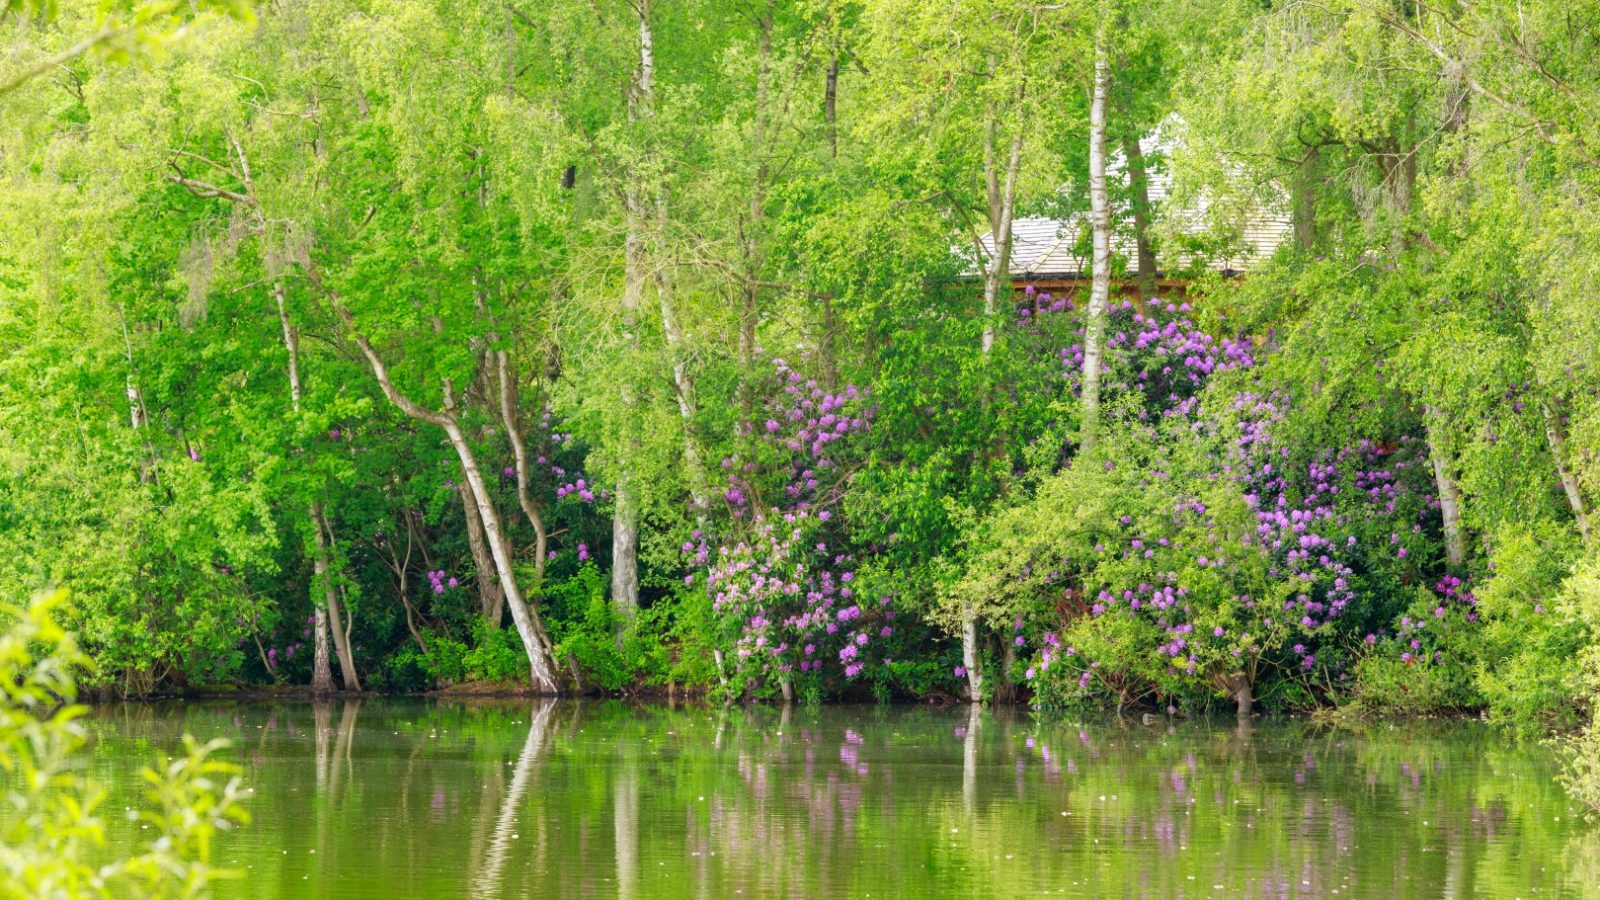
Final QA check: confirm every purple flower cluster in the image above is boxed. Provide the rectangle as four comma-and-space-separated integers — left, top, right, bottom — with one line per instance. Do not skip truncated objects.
1021, 294, 1255, 416
699, 359, 884, 686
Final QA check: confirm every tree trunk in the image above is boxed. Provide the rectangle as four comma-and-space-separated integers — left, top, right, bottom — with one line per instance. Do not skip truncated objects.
1426, 418, 1466, 571
820, 294, 839, 391
459, 479, 506, 624
1544, 399, 1591, 542
276, 282, 341, 694
825, 53, 838, 159
496, 351, 551, 590
442, 416, 562, 694
1292, 145, 1319, 252
1122, 134, 1158, 301
997, 640, 1017, 704
611, 0, 657, 625
735, 8, 774, 432
658, 271, 711, 512
310, 586, 335, 695
343, 322, 560, 693
961, 615, 983, 702
979, 64, 1023, 355
712, 647, 729, 691
1081, 37, 1112, 456
962, 70, 1026, 694
316, 507, 361, 692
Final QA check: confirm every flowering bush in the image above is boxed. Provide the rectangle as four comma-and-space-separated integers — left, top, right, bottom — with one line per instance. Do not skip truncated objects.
695, 358, 894, 694
956, 293, 1459, 711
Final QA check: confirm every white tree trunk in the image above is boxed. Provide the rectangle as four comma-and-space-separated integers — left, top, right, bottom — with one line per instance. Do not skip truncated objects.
459, 479, 506, 624
310, 574, 335, 695
278, 283, 341, 695
611, 0, 657, 625
344, 322, 560, 693
962, 615, 984, 702
442, 417, 561, 694
1544, 400, 1591, 542
1081, 38, 1112, 456
315, 508, 361, 691
1426, 419, 1466, 570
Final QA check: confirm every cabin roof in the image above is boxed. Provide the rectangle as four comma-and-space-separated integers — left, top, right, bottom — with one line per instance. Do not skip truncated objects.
970, 123, 1292, 280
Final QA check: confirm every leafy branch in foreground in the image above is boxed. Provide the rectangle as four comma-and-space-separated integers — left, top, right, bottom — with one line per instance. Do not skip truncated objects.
0, 590, 248, 900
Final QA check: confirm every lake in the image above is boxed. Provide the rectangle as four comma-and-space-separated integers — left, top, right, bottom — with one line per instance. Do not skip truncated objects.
84, 700, 1595, 898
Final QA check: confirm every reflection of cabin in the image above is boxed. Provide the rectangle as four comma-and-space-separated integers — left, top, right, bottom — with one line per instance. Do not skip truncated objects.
975, 127, 1292, 301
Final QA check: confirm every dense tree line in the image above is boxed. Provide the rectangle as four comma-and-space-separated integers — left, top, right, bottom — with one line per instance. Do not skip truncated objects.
3, 0, 1599, 758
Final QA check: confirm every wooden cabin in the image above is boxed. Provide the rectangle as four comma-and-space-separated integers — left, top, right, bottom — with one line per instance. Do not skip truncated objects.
974, 125, 1293, 301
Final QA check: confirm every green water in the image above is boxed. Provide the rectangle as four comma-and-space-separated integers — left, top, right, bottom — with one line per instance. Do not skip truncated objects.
83, 701, 1596, 898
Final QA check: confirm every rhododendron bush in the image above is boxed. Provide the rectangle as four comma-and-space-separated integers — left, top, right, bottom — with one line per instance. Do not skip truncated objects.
948, 295, 1466, 710
691, 359, 903, 696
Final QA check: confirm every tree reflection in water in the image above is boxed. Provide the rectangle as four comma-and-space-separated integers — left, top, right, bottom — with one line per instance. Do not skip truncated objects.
79, 701, 1590, 898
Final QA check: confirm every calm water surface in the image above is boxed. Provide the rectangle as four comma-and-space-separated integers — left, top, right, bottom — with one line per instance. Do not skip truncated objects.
84, 701, 1597, 898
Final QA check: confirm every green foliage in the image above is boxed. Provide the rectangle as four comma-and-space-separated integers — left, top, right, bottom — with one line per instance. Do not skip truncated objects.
460, 619, 529, 684
1472, 523, 1590, 730
3, 0, 1600, 781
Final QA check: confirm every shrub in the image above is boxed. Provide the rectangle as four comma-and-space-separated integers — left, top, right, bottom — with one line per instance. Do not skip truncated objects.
462, 619, 528, 683
1472, 522, 1589, 730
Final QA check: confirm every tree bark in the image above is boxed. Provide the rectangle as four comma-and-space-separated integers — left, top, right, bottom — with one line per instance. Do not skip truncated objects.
1425, 418, 1466, 571
316, 507, 362, 692
1122, 133, 1158, 302
276, 282, 342, 694
825, 53, 839, 158
979, 66, 1023, 355
440, 412, 561, 694
310, 567, 336, 695
962, 67, 1026, 700
1292, 145, 1319, 252
961, 615, 984, 702
496, 351, 550, 590
1232, 676, 1252, 719
735, 7, 774, 434
611, 0, 657, 625
997, 639, 1017, 704
1544, 399, 1591, 542
459, 479, 506, 624
1081, 38, 1112, 456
